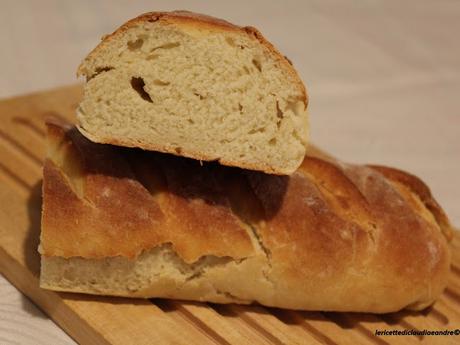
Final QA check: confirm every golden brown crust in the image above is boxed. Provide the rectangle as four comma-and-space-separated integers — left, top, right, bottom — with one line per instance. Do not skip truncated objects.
46, 120, 454, 256
254, 158, 452, 311
42, 121, 254, 262
42, 120, 452, 311
367, 164, 453, 240
77, 10, 307, 106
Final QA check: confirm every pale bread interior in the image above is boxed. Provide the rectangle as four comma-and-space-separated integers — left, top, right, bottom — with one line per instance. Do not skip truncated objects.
41, 244, 275, 306
77, 19, 308, 174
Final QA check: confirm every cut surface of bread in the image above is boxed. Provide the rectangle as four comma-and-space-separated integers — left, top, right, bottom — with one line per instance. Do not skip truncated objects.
76, 11, 308, 175
40, 119, 453, 313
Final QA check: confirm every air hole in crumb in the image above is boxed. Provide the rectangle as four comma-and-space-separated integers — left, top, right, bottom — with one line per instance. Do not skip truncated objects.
128, 38, 144, 51
269, 138, 277, 146
243, 66, 250, 74
225, 37, 245, 49
238, 103, 243, 113
225, 37, 235, 46
286, 100, 304, 117
153, 79, 170, 86
275, 101, 284, 128
248, 127, 266, 134
130, 77, 153, 102
252, 58, 262, 72
175, 147, 182, 154
276, 101, 284, 119
151, 42, 180, 52
187, 119, 194, 124
88, 66, 114, 81
194, 92, 204, 100
94, 66, 114, 74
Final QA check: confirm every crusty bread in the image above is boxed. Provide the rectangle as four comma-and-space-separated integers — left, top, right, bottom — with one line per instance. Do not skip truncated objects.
40, 119, 452, 313
76, 11, 308, 175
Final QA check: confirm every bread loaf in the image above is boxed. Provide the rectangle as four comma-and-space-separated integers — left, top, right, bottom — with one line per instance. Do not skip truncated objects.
40, 119, 452, 313
76, 11, 308, 175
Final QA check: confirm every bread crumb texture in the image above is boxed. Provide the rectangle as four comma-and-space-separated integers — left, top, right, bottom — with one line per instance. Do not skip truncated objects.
77, 11, 308, 175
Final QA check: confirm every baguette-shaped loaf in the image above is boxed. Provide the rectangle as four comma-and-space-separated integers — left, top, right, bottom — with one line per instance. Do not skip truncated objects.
40, 119, 452, 313
76, 10, 308, 175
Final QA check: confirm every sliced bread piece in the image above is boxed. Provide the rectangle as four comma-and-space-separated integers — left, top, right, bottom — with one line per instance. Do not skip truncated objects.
77, 11, 308, 174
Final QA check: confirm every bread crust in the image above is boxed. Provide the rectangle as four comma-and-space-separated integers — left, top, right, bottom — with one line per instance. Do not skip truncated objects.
42, 119, 254, 262
41, 120, 453, 312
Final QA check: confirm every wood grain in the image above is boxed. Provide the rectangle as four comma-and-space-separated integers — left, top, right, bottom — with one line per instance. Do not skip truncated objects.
0, 85, 459, 345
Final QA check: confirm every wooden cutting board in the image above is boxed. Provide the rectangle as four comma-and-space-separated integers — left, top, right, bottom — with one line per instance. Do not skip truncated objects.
0, 85, 459, 345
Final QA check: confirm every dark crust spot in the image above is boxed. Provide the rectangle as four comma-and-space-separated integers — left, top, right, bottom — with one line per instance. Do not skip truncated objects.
284, 55, 293, 65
